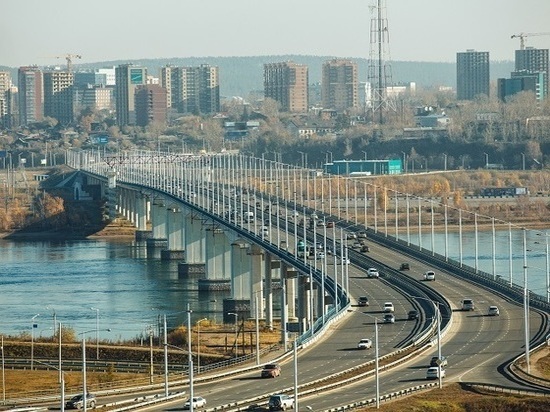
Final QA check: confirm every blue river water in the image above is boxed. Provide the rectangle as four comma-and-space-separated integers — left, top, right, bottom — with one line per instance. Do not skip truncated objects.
0, 239, 232, 342
0, 229, 548, 341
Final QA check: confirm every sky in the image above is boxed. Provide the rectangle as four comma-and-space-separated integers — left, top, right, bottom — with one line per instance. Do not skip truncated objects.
2, 0, 550, 68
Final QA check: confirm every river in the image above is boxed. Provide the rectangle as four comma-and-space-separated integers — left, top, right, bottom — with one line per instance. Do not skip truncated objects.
0, 230, 548, 341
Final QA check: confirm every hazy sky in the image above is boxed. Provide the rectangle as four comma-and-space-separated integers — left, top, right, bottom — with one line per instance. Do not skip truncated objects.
2, 0, 549, 68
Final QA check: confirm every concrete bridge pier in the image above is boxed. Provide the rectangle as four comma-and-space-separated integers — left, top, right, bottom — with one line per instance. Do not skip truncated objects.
161, 206, 185, 261
231, 238, 252, 300
146, 199, 168, 249
135, 194, 152, 241
178, 212, 206, 276
200, 225, 232, 291
249, 245, 265, 321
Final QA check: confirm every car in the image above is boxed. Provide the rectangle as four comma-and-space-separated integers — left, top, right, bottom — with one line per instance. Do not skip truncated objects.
430, 356, 448, 367
488, 305, 500, 316
357, 231, 368, 238
338, 256, 350, 265
383, 302, 395, 312
426, 366, 446, 379
360, 245, 370, 253
357, 338, 373, 349
315, 251, 325, 259
352, 241, 362, 249
367, 268, 379, 278
259, 226, 269, 237
268, 394, 294, 411
383, 313, 395, 323
66, 394, 96, 410
358, 296, 369, 307
184, 396, 207, 409
347, 232, 357, 239
399, 263, 410, 270
461, 298, 475, 311
326, 221, 334, 228
261, 363, 281, 378
316, 220, 326, 227
424, 271, 436, 281
407, 310, 419, 320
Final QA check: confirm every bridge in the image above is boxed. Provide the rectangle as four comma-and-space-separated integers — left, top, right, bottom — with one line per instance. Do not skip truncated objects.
62, 148, 550, 408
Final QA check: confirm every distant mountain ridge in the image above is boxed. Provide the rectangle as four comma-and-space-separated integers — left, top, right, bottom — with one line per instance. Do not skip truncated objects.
2, 55, 514, 99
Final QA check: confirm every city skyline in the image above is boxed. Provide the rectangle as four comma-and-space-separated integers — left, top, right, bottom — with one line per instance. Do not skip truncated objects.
2, 0, 549, 69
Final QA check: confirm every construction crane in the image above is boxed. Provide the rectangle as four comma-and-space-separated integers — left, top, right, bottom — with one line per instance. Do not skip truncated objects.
54, 53, 82, 72
511, 32, 550, 50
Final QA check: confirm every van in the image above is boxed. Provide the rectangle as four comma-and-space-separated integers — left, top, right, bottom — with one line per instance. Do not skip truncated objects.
461, 298, 475, 311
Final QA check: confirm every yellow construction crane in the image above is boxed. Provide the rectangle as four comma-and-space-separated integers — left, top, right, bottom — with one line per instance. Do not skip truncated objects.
511, 32, 550, 50
54, 53, 82, 71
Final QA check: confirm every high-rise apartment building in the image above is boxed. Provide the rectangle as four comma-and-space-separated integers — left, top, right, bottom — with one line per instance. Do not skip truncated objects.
264, 61, 308, 113
18, 66, 43, 125
322, 59, 358, 111
160, 64, 220, 115
0, 71, 11, 126
135, 84, 167, 127
515, 47, 549, 99
115, 64, 147, 126
43, 70, 75, 125
456, 50, 490, 100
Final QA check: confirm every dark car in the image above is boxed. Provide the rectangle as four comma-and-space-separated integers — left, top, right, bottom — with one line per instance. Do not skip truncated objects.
66, 394, 96, 410
407, 310, 419, 320
430, 356, 448, 367
261, 363, 281, 378
400, 263, 410, 270
358, 296, 369, 307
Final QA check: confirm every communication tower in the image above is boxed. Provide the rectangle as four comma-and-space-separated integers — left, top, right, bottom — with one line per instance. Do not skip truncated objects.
366, 0, 396, 124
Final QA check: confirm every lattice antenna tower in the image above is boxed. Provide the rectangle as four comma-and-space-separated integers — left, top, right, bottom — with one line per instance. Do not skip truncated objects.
367, 0, 396, 124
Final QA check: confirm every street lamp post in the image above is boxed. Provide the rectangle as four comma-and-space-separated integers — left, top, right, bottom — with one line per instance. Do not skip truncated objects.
228, 312, 238, 358
90, 307, 100, 360
187, 305, 194, 412
78, 328, 110, 412
521, 152, 525, 171
35, 360, 65, 412
31, 314, 40, 370
484, 152, 489, 168
196, 318, 207, 374
1, 335, 5, 404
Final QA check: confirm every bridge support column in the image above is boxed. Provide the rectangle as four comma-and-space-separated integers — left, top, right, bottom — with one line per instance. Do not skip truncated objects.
178, 212, 206, 276
161, 207, 185, 260
249, 245, 264, 321
297, 274, 315, 331
200, 225, 232, 291
135, 195, 152, 241
146, 200, 167, 249
264, 253, 274, 330
285, 267, 298, 322
231, 239, 251, 299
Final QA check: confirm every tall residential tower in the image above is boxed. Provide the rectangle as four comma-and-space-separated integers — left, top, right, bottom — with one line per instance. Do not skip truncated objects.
115, 64, 147, 127
322, 59, 358, 112
264, 61, 308, 113
456, 50, 490, 100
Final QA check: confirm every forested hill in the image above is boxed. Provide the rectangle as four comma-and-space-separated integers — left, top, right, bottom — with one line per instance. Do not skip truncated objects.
2, 55, 514, 99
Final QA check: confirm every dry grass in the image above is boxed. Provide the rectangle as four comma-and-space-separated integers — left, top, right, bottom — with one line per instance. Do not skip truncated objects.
369, 383, 550, 412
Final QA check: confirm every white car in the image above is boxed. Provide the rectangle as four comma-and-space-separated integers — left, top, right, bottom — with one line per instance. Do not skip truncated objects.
488, 305, 500, 316
367, 268, 379, 278
357, 338, 372, 349
339, 256, 350, 265
383, 313, 395, 323
316, 251, 325, 259
383, 302, 395, 312
184, 396, 206, 409
424, 271, 436, 281
426, 366, 446, 379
